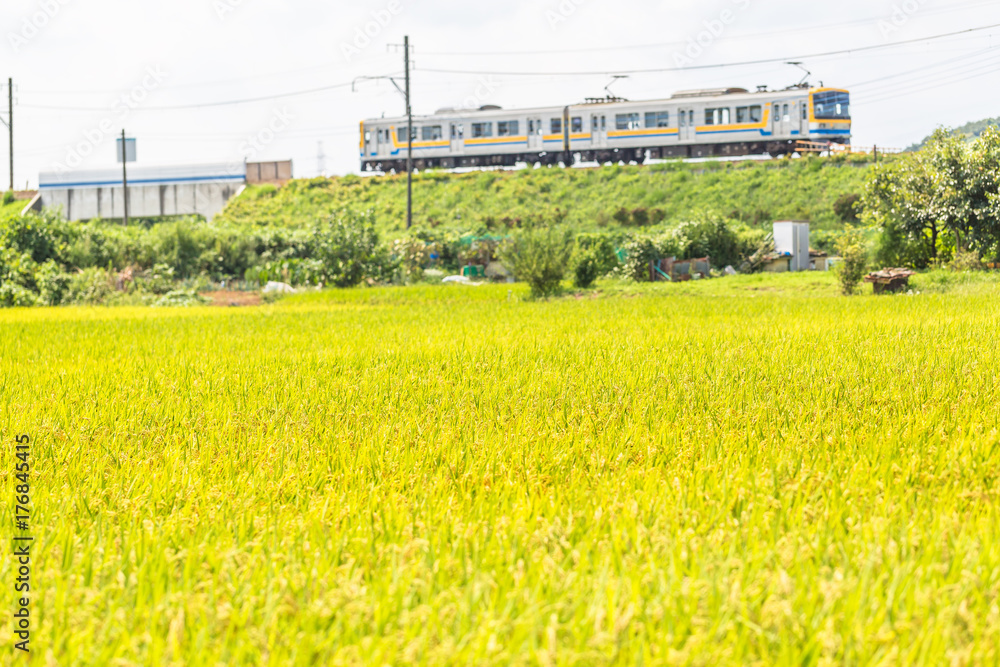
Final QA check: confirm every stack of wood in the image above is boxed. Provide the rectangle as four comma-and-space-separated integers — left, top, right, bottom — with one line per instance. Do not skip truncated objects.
864, 268, 916, 294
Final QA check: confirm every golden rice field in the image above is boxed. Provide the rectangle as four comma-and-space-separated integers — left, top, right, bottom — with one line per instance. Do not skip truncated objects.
2, 273, 1000, 665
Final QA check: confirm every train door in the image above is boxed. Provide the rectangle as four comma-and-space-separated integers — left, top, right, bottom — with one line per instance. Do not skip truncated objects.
450, 122, 464, 153
527, 118, 543, 150
590, 114, 607, 147
772, 102, 790, 137
798, 99, 809, 136
679, 108, 696, 142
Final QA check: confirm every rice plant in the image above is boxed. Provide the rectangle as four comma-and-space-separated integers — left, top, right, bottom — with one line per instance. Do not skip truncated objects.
1, 278, 998, 665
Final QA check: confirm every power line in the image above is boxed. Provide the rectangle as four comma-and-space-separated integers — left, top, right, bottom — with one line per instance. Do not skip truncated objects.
418, 1, 1000, 57
416, 23, 1000, 77
18, 78, 392, 112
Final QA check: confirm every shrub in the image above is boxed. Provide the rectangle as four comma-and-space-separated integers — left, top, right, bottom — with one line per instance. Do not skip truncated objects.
835, 229, 869, 295
67, 268, 116, 305
36, 261, 70, 306
572, 248, 602, 289
310, 209, 390, 288
950, 249, 984, 272
0, 283, 36, 307
2, 190, 14, 205
672, 212, 752, 268
631, 208, 650, 227
620, 235, 680, 282
499, 226, 573, 298
833, 192, 861, 223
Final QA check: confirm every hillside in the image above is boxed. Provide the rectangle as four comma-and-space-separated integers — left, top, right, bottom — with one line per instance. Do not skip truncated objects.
907, 116, 1000, 151
215, 156, 874, 237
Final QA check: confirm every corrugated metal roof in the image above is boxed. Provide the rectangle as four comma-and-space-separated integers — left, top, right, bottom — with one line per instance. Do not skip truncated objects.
39, 163, 245, 190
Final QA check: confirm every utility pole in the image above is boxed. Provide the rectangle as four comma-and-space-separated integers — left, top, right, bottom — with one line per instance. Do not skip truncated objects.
7, 78, 12, 192
404, 35, 413, 230
351, 39, 414, 228
0, 78, 12, 191
121, 129, 129, 226
317, 140, 326, 177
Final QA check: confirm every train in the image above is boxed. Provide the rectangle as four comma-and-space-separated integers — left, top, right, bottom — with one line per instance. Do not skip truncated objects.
359, 85, 851, 172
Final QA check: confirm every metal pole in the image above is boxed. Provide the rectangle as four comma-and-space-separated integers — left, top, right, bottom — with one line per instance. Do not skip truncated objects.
8, 78, 12, 192
404, 35, 412, 230
121, 129, 129, 226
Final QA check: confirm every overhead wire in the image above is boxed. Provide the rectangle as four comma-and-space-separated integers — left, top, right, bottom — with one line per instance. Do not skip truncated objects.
415, 23, 1000, 76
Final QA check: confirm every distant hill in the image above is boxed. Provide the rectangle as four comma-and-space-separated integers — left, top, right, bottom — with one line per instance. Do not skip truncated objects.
907, 117, 1000, 151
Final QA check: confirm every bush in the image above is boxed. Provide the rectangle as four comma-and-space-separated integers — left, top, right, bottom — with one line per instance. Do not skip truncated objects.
575, 233, 621, 275
67, 268, 116, 305
620, 235, 680, 282
0, 283, 37, 307
835, 229, 869, 295
833, 192, 861, 223
499, 226, 573, 298
950, 249, 984, 272
309, 209, 390, 288
2, 190, 14, 205
672, 212, 750, 268
36, 261, 70, 306
572, 248, 602, 289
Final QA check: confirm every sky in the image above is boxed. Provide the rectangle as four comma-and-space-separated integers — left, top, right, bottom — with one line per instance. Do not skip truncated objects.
2, 0, 999, 188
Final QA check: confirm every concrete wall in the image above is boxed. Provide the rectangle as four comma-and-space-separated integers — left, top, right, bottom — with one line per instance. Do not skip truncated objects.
246, 160, 293, 185
40, 181, 244, 222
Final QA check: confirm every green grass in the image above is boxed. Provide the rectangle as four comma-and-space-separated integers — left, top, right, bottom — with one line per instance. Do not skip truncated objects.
1, 198, 25, 216
2, 274, 999, 664
215, 156, 872, 237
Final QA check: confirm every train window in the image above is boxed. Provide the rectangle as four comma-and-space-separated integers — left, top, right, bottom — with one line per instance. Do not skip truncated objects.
397, 127, 409, 143
498, 120, 520, 136
750, 105, 762, 122
704, 108, 730, 126
802, 103, 808, 120
450, 123, 463, 139
550, 118, 562, 134
679, 113, 685, 127
782, 104, 790, 122
645, 111, 670, 128
615, 113, 640, 130
812, 91, 851, 119
471, 122, 493, 138
688, 110, 694, 126
571, 116, 583, 133
421, 125, 443, 141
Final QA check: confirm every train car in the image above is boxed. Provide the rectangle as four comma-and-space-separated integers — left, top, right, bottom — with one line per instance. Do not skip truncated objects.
359, 85, 850, 172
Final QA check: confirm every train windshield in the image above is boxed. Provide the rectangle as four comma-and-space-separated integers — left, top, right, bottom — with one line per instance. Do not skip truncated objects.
812, 90, 850, 120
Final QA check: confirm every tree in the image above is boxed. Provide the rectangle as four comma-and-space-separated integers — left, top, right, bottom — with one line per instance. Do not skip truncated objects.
309, 209, 389, 287
499, 225, 573, 298
863, 128, 1000, 266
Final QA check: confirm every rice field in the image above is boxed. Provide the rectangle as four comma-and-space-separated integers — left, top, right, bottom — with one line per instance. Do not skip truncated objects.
2, 275, 1000, 665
